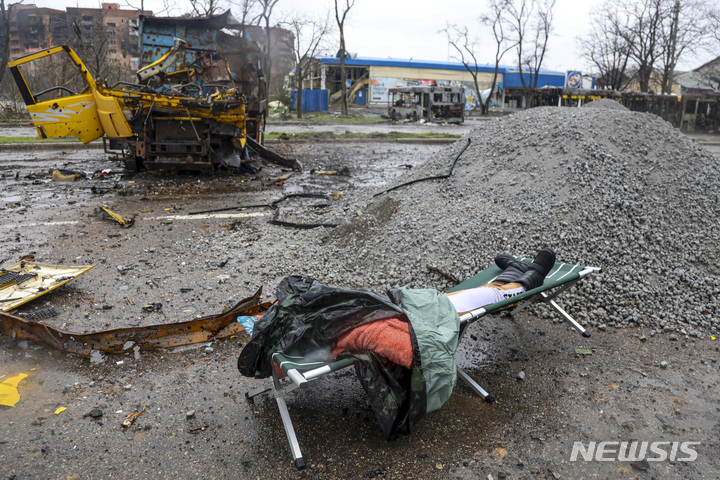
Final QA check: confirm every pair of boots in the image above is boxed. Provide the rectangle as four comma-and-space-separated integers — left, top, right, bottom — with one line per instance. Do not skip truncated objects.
494, 247, 556, 290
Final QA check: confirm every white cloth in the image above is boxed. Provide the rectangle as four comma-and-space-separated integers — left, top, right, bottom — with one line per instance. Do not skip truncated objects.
446, 284, 526, 314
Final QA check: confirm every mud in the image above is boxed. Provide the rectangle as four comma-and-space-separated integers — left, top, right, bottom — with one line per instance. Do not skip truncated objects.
1, 123, 720, 480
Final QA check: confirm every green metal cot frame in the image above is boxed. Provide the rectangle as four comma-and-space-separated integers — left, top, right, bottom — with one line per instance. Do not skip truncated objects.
244, 259, 601, 469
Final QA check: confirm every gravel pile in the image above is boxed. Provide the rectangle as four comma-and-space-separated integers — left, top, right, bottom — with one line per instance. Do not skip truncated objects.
582, 98, 630, 111
242, 107, 719, 336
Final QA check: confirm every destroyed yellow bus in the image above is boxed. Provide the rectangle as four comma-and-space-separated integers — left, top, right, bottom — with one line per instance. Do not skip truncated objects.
7, 11, 267, 172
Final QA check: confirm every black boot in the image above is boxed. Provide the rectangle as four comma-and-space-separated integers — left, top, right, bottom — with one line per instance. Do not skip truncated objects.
515, 247, 556, 290
494, 254, 531, 284
494, 254, 530, 271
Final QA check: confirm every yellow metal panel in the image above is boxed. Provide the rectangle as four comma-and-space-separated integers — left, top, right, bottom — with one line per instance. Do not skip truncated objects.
92, 90, 133, 138
0, 262, 95, 312
27, 92, 105, 144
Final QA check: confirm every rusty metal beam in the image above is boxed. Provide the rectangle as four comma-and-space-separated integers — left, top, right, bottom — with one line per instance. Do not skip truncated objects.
0, 288, 269, 357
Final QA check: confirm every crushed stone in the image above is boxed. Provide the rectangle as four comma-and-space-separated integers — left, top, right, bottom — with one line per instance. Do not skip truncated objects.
582, 98, 630, 111
233, 107, 719, 336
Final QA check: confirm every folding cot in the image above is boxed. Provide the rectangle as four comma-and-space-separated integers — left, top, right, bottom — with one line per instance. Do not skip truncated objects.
241, 258, 601, 468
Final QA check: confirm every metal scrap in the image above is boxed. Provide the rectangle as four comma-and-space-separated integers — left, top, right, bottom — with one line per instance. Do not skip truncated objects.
246, 137, 302, 171
0, 288, 269, 357
0, 262, 95, 312
0, 373, 28, 407
98, 206, 135, 228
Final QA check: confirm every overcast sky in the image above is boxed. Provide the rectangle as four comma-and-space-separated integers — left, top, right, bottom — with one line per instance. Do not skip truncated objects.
30, 0, 711, 72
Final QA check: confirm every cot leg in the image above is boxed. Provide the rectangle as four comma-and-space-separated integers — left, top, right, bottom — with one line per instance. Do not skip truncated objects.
457, 367, 496, 404
272, 375, 305, 469
542, 292, 591, 337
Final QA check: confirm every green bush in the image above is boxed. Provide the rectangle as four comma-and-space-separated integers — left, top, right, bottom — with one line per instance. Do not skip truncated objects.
273, 86, 292, 108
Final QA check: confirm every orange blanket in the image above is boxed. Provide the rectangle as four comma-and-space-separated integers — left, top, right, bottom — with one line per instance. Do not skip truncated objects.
332, 317, 413, 369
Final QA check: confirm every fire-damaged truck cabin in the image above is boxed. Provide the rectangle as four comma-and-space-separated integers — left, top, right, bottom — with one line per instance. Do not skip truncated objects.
8, 11, 269, 172
388, 86, 465, 124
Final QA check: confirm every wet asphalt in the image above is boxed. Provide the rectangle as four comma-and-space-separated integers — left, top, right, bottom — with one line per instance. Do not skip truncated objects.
1, 121, 719, 480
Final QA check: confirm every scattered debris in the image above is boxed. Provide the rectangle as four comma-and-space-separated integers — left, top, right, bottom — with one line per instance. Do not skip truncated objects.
84, 408, 103, 419
575, 347, 593, 355
51, 169, 86, 182
54, 407, 66, 415
18, 307, 58, 320
188, 425, 210, 433
0, 373, 28, 407
246, 136, 302, 171
517, 370, 526, 381
0, 289, 269, 357
0, 261, 95, 312
142, 303, 162, 313
91, 169, 121, 179
122, 406, 146, 428
261, 172, 293, 186
310, 167, 350, 176
98, 206, 135, 228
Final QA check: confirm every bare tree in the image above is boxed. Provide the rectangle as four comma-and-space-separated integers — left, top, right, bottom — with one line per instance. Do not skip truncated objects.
480, 0, 516, 111
580, 5, 632, 90
657, 0, 712, 94
254, 0, 281, 114
282, 12, 331, 118
711, 6, 720, 45
613, 0, 665, 93
443, 25, 483, 112
189, 0, 227, 17
502, 0, 556, 107
0, 0, 20, 88
231, 0, 259, 37
706, 8, 720, 89
69, 9, 126, 86
334, 0, 354, 116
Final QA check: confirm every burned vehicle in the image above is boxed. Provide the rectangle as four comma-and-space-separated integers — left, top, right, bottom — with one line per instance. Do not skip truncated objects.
8, 11, 267, 172
388, 85, 464, 124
